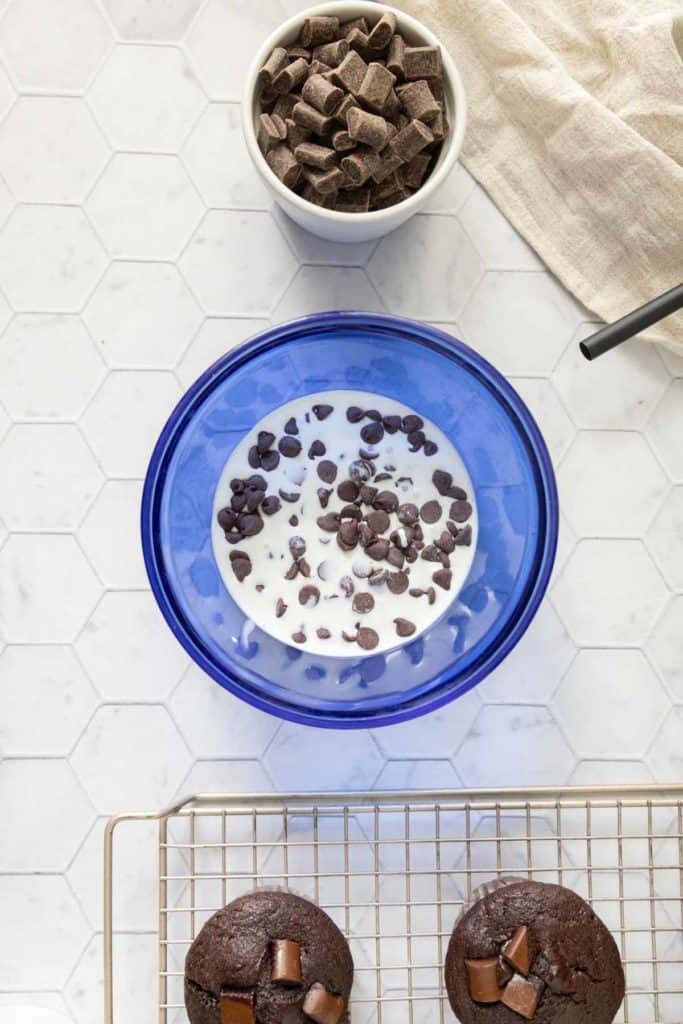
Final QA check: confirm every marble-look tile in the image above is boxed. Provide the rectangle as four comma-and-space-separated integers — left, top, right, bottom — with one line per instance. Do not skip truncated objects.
511, 378, 575, 463
0, 176, 12, 232
553, 650, 669, 759
0, 0, 112, 91
170, 663, 280, 758
176, 317, 269, 386
569, 759, 655, 786
264, 724, 384, 791
0, 535, 101, 643
180, 210, 297, 315
459, 186, 544, 270
0, 424, 102, 530
271, 205, 378, 267
646, 380, 683, 482
657, 342, 683, 377
65, 932, 156, 1024
78, 480, 146, 586
83, 261, 202, 368
0, 206, 106, 312
420, 161, 475, 214
0, 97, 109, 203
373, 759, 463, 790
86, 153, 203, 259
552, 540, 668, 646
80, 370, 181, 477
455, 705, 575, 787
367, 215, 482, 320
102, 0, 203, 40
477, 601, 575, 704
0, 645, 97, 757
558, 432, 668, 537
89, 45, 205, 152
646, 487, 683, 591
0, 315, 105, 420
71, 704, 191, 811
182, 103, 270, 210
0, 760, 94, 872
176, 758, 275, 797
552, 512, 577, 582
553, 328, 670, 430
76, 590, 187, 700
645, 597, 683, 700
372, 689, 480, 759
0, 875, 89, 988
272, 265, 384, 322
0, 999, 72, 1020
459, 271, 583, 376
647, 707, 683, 783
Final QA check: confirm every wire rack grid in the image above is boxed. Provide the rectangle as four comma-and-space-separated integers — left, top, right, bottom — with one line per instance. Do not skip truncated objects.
103, 785, 683, 1024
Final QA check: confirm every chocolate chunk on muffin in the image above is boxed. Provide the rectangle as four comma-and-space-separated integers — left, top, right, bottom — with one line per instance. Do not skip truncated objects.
185, 890, 353, 1024
445, 877, 624, 1023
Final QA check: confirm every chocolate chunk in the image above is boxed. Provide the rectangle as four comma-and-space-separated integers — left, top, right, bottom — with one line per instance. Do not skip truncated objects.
387, 33, 406, 76
341, 145, 381, 186
257, 430, 275, 454
272, 938, 302, 985
357, 62, 396, 113
423, 440, 438, 456
500, 975, 544, 1020
346, 405, 365, 422
257, 112, 286, 154
258, 46, 288, 88
341, 15, 369, 35
289, 536, 306, 558
317, 487, 332, 508
497, 957, 514, 987
220, 989, 255, 1024
302, 74, 344, 116
386, 546, 404, 569
300, 14, 340, 48
279, 436, 302, 458
313, 39, 349, 66
279, 489, 301, 503
261, 449, 280, 472
239, 513, 263, 537
337, 479, 359, 502
291, 630, 306, 644
464, 959, 502, 1004
292, 101, 334, 136
334, 186, 371, 213
316, 627, 331, 639
368, 568, 389, 586
349, 459, 374, 483
347, 105, 389, 150
368, 11, 396, 49
272, 56, 309, 95
394, 617, 416, 637
276, 597, 287, 618
367, 538, 390, 561
330, 49, 367, 94
450, 499, 472, 522
420, 500, 442, 524
382, 414, 401, 433
352, 591, 374, 614
398, 502, 419, 525
340, 575, 354, 597
360, 421, 384, 444
340, 504, 362, 520
356, 626, 379, 651
312, 403, 334, 420
401, 152, 431, 189
217, 508, 237, 530
331, 129, 356, 152
407, 429, 425, 451
453, 524, 472, 546
432, 568, 452, 590
317, 513, 340, 532
502, 926, 531, 975
308, 439, 326, 458
284, 416, 299, 435
299, 584, 320, 608
432, 470, 452, 495
397, 79, 441, 123
365, 509, 390, 534
266, 143, 302, 188
401, 413, 424, 433
403, 44, 442, 80
333, 93, 361, 127
359, 484, 378, 504
374, 490, 398, 513
230, 554, 252, 582
248, 446, 261, 469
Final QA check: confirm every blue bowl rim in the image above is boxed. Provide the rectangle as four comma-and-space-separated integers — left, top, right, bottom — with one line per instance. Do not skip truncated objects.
141, 311, 558, 729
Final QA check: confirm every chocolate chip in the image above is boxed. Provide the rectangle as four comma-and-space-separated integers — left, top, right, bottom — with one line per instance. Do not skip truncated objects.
338, 520, 359, 548
340, 504, 362, 520
289, 514, 299, 526
230, 478, 245, 493
360, 421, 384, 445
244, 488, 263, 513
453, 524, 472, 546
299, 558, 311, 577
401, 414, 424, 433
387, 546, 404, 569
292, 631, 306, 644
261, 449, 280, 472
308, 439, 326, 458
367, 538, 390, 561
390, 526, 413, 548
364, 409, 381, 421
432, 470, 452, 495
365, 509, 390, 533
231, 492, 247, 512
247, 475, 267, 490
279, 436, 302, 457
407, 429, 425, 451
239, 513, 263, 536
447, 485, 467, 500
373, 472, 392, 482
284, 416, 299, 435
317, 459, 338, 483
382, 414, 401, 433
394, 617, 415, 637
337, 479, 359, 502
437, 529, 455, 553
255, 584, 265, 592
299, 584, 321, 607
387, 570, 409, 594
352, 591, 374, 613
398, 502, 419, 525
346, 405, 364, 422
421, 544, 442, 562
316, 627, 331, 639
289, 536, 306, 558
257, 430, 275, 454
276, 597, 287, 617
217, 508, 237, 530
358, 521, 374, 547
359, 484, 378, 504
433, 568, 452, 590
423, 440, 438, 456
340, 575, 354, 597
312, 403, 333, 420
225, 532, 243, 544
231, 555, 252, 582
357, 626, 379, 650
374, 490, 398, 513
317, 513, 340, 532
450, 499, 472, 522
317, 487, 332, 508
342, 629, 357, 642
368, 568, 389, 586
426, 586, 436, 604
404, 546, 418, 563
349, 459, 374, 483
285, 562, 299, 580
278, 489, 300, 503
420, 500, 442, 524
248, 445, 261, 468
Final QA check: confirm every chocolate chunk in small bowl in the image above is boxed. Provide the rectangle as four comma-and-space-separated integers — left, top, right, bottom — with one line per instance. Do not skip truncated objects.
317, 459, 338, 483
299, 584, 321, 608
352, 591, 374, 614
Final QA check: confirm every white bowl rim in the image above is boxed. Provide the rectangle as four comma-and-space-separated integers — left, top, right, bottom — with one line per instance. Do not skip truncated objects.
242, 0, 467, 223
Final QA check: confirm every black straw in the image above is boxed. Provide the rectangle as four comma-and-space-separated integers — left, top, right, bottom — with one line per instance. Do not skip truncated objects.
580, 283, 683, 361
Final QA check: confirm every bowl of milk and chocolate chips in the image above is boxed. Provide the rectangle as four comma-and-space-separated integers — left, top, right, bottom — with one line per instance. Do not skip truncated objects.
242, 2, 467, 241
142, 313, 557, 727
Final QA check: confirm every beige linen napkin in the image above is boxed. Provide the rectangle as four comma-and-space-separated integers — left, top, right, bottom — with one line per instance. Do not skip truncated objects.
394, 0, 683, 349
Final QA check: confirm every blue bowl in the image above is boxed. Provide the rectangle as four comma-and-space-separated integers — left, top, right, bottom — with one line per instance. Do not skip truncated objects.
142, 313, 557, 729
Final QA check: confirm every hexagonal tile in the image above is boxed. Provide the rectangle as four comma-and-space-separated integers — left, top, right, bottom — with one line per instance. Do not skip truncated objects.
182, 103, 270, 209
421, 160, 475, 214
102, 0, 203, 39
271, 205, 378, 267
89, 45, 205, 151
0, 645, 96, 756
0, 1001, 72, 1019
552, 540, 668, 645
0, 0, 112, 90
78, 480, 146, 587
71, 704, 191, 811
81, 371, 181, 477
77, 591, 187, 700
646, 597, 683, 700
0, 424, 102, 530
65, 932, 156, 1024
459, 271, 583, 375
477, 601, 575, 704
83, 261, 202, 368
265, 723, 383, 791
0, 206, 106, 312
367, 215, 482, 320
0, 97, 109, 202
459, 186, 544, 270
176, 758, 274, 797
553, 325, 670, 429
170, 663, 279, 758
558, 432, 668, 537
658, 342, 683, 376
86, 153, 203, 259
186, 0, 288, 99
455, 705, 575, 787
0, 314, 105, 420
373, 688, 480, 758
647, 487, 683, 591
0, 876, 89, 988
0, 535, 101, 642
374, 759, 462, 790
646, 379, 683, 482
176, 317, 268, 386
180, 210, 297, 315
553, 650, 669, 759
511, 378, 574, 464
0, 760, 94, 871
569, 760, 655, 786
647, 707, 683, 782
273, 265, 383, 322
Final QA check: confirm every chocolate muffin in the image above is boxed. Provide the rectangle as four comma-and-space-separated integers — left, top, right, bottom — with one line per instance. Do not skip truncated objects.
445, 877, 624, 1023
185, 890, 354, 1024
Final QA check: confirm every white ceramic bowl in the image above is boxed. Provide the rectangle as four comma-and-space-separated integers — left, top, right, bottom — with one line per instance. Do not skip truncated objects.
242, 0, 467, 243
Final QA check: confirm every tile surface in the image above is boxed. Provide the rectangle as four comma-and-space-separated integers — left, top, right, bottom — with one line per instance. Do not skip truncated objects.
0, 2, 680, 1013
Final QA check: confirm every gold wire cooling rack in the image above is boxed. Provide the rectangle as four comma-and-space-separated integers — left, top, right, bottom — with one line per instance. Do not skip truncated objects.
103, 785, 683, 1024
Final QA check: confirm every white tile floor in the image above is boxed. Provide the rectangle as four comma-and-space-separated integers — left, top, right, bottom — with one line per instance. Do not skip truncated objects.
0, 0, 680, 1019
